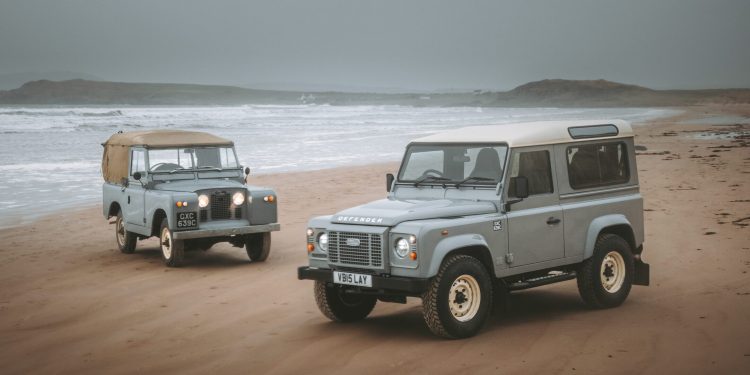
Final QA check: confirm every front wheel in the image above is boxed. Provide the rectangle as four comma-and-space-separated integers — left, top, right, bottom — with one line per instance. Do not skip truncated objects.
115, 210, 137, 254
314, 281, 377, 322
577, 234, 634, 308
245, 232, 271, 262
160, 218, 184, 267
422, 254, 493, 339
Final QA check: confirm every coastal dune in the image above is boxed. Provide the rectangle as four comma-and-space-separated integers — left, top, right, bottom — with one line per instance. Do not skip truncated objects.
0, 106, 749, 374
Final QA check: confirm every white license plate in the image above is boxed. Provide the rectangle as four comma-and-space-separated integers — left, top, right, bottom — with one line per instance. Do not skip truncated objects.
333, 271, 372, 287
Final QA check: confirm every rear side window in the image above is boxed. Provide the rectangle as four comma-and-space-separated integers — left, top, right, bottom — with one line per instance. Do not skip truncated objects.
567, 142, 629, 189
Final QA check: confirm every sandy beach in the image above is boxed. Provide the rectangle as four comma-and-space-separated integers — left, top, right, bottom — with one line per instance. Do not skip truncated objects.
1, 106, 749, 374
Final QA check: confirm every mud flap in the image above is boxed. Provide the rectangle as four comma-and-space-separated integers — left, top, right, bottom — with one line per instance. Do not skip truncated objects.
633, 259, 650, 286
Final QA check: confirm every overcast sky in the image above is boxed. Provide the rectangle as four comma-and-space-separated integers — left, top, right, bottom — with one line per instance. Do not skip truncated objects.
1, 0, 749, 91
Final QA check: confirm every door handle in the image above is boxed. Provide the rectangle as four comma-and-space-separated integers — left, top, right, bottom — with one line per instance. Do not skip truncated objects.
546, 217, 561, 225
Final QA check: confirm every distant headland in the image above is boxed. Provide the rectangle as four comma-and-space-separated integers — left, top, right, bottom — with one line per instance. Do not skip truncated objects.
1, 78, 748, 107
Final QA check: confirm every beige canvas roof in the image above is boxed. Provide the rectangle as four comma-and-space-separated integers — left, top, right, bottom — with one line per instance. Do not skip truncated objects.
413, 119, 632, 147
101, 130, 233, 184
102, 130, 233, 148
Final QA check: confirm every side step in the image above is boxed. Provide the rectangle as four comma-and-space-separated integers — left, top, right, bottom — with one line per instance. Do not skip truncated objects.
507, 271, 577, 291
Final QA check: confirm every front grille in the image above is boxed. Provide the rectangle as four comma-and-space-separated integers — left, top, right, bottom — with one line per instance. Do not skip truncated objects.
328, 231, 383, 268
200, 209, 208, 222
211, 191, 231, 220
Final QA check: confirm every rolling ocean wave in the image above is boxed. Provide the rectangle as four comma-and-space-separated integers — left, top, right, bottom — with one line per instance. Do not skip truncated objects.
0, 109, 124, 117
0, 105, 679, 228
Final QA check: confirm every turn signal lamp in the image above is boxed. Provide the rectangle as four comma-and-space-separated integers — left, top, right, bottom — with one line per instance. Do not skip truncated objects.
410, 251, 417, 261
307, 243, 315, 253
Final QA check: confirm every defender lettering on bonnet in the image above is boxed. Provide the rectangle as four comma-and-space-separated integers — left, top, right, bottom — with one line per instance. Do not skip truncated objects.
336, 216, 384, 224
299, 119, 649, 340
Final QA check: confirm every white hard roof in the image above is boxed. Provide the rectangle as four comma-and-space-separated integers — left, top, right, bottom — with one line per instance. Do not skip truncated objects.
413, 119, 632, 147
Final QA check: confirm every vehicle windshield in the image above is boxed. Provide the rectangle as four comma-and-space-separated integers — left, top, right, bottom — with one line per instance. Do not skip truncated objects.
148, 147, 239, 173
398, 144, 508, 184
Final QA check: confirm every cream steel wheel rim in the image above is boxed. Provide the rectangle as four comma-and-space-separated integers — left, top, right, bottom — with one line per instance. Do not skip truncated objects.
601, 251, 626, 293
161, 227, 172, 259
449, 274, 481, 322
116, 215, 125, 246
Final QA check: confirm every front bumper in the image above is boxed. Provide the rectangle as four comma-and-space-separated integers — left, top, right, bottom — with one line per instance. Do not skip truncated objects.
297, 266, 430, 294
172, 223, 280, 240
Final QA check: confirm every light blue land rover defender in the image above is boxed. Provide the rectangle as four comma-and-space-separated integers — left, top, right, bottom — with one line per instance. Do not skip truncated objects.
102, 130, 280, 267
299, 120, 650, 338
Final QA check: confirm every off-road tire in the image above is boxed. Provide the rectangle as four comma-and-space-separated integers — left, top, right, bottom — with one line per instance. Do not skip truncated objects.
115, 210, 137, 254
577, 234, 634, 308
159, 218, 184, 267
314, 281, 377, 322
246, 232, 271, 262
422, 254, 493, 339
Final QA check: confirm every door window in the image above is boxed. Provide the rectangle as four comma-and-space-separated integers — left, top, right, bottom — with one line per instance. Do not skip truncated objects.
130, 149, 146, 177
508, 150, 553, 197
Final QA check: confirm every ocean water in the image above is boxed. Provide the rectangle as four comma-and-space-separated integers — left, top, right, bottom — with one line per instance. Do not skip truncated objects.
0, 105, 678, 228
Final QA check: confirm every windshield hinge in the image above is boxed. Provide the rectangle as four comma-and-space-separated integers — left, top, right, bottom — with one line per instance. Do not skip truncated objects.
505, 253, 514, 264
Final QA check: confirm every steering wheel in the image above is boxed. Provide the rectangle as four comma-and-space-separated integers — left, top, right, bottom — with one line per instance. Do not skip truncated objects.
420, 169, 444, 178
150, 162, 181, 172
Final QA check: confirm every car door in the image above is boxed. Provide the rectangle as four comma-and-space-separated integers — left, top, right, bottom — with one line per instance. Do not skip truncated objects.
505, 146, 565, 267
124, 148, 147, 229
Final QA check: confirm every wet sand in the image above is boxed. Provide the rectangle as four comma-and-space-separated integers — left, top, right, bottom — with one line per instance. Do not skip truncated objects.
1, 105, 749, 374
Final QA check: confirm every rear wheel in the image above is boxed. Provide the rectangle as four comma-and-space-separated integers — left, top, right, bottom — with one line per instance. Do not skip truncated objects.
246, 232, 271, 262
160, 218, 184, 267
422, 254, 493, 339
577, 234, 634, 308
314, 281, 377, 322
115, 210, 137, 254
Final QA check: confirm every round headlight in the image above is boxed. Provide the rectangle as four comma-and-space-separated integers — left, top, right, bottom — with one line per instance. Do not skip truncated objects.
198, 194, 209, 208
232, 192, 245, 206
395, 238, 410, 258
317, 232, 328, 252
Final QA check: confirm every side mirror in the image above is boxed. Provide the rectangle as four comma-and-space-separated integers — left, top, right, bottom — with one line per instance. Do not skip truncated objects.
510, 176, 529, 199
244, 167, 251, 176
132, 172, 142, 181
386, 173, 395, 192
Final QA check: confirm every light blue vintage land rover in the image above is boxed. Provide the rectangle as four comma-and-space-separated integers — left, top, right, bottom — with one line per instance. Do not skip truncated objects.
299, 120, 650, 338
101, 130, 280, 267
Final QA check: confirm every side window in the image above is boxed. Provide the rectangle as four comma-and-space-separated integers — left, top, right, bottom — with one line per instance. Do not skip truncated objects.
130, 149, 146, 177
567, 142, 629, 189
508, 150, 553, 197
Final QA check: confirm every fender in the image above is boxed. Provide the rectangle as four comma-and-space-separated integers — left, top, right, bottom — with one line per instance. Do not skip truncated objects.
583, 214, 632, 259
426, 233, 490, 278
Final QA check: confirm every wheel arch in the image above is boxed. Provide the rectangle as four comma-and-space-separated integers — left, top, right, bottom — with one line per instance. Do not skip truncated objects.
107, 201, 122, 218
427, 234, 495, 279
151, 208, 168, 236
584, 215, 637, 259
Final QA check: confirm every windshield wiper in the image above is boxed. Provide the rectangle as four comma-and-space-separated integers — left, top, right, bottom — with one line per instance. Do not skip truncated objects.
454, 176, 494, 188
414, 175, 450, 187
197, 165, 223, 172
168, 167, 191, 174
